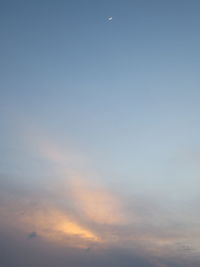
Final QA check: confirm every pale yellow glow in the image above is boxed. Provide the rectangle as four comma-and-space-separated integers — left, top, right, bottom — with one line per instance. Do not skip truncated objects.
57, 220, 99, 241
68, 177, 126, 225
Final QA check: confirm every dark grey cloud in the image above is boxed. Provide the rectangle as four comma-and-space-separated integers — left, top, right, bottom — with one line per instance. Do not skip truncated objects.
0, 232, 154, 267
28, 232, 37, 239
0, 231, 199, 267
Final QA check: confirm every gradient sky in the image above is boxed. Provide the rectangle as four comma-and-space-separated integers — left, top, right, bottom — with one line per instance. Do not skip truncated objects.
1, 1, 200, 266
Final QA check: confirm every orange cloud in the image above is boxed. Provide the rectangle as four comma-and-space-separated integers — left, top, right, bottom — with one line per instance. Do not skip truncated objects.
0, 198, 100, 248
27, 132, 127, 226
67, 176, 126, 225
23, 207, 100, 243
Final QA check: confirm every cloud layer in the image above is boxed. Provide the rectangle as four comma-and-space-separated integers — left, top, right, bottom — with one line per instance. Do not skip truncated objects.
0, 133, 200, 267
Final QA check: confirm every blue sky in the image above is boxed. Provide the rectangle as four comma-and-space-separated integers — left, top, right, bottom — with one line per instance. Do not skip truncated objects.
1, 1, 200, 266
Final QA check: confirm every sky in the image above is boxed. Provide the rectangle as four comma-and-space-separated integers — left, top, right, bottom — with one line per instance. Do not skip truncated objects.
1, 0, 200, 266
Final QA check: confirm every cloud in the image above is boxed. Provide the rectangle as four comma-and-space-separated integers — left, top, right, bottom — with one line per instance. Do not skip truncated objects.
66, 176, 126, 225
28, 232, 37, 239
24, 132, 127, 226
1, 173, 200, 266
1, 131, 200, 266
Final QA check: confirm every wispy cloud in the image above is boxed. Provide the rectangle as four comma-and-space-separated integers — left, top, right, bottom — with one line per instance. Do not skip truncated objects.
1, 127, 200, 266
